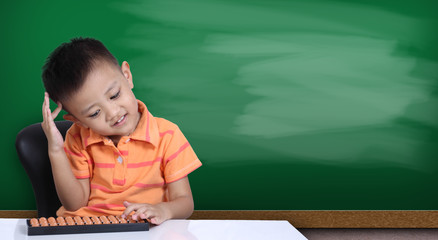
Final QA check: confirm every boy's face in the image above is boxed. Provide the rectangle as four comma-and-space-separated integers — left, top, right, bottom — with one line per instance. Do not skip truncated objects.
63, 60, 140, 141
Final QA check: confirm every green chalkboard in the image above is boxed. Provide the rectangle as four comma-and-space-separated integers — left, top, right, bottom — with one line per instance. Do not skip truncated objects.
1, 0, 437, 211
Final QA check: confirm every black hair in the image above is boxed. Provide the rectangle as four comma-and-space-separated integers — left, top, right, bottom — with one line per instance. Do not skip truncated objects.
42, 37, 119, 104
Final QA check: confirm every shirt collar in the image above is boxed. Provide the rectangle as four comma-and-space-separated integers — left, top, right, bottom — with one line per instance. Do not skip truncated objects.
81, 100, 159, 148
129, 100, 159, 146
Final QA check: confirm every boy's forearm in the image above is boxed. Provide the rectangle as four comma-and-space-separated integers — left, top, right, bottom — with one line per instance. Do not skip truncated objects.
49, 150, 89, 211
159, 195, 194, 220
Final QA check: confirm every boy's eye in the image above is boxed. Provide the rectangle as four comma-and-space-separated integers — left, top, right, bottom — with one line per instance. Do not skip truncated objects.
110, 91, 120, 100
89, 110, 100, 118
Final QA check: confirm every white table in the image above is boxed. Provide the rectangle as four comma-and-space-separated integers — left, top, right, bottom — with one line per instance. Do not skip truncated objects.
0, 218, 307, 240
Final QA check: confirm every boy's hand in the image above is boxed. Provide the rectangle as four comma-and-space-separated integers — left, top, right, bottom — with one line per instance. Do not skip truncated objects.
122, 201, 170, 225
42, 92, 64, 153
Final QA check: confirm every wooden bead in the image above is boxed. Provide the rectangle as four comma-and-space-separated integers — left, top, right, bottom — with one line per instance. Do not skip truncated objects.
82, 216, 93, 225
57, 217, 66, 226
39, 217, 48, 227
116, 215, 128, 224
91, 216, 101, 224
127, 215, 137, 223
48, 217, 57, 226
108, 215, 118, 224
65, 217, 75, 225
74, 216, 84, 225
99, 216, 110, 224
30, 218, 39, 227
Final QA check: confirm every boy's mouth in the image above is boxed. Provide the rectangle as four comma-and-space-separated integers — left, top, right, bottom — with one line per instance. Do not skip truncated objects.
113, 114, 127, 126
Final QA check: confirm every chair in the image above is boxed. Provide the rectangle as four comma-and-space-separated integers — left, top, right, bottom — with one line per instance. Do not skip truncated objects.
16, 121, 73, 217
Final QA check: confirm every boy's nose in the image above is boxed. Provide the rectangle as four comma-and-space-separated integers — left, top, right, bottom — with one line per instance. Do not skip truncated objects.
105, 104, 121, 122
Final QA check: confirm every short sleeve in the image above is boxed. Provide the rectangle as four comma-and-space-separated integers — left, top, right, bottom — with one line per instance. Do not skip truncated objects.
162, 124, 202, 183
63, 127, 93, 179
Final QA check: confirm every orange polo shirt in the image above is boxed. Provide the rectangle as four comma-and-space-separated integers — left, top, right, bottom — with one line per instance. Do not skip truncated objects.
57, 100, 202, 216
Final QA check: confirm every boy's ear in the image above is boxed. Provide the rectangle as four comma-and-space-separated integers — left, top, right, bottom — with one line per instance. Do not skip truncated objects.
121, 61, 133, 89
63, 114, 89, 128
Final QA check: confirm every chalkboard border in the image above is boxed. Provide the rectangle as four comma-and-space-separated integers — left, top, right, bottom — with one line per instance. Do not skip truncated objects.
192, 210, 438, 228
1, 210, 437, 228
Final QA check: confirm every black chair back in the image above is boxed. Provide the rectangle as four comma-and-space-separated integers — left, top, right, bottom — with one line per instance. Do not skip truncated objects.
16, 121, 73, 217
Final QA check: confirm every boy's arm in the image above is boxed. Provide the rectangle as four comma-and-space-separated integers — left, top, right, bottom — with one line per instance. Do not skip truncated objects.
42, 93, 90, 211
48, 150, 90, 211
158, 176, 195, 219
123, 176, 194, 225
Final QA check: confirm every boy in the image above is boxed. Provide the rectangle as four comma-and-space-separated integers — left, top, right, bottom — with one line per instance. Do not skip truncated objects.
41, 37, 202, 225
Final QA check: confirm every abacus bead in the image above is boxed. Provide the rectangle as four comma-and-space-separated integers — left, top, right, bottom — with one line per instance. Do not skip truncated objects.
108, 215, 118, 224
128, 215, 137, 223
91, 216, 101, 224
57, 217, 66, 226
74, 216, 84, 225
30, 218, 39, 227
116, 215, 127, 224
48, 217, 57, 226
39, 217, 48, 227
99, 216, 110, 224
65, 217, 75, 225
83, 216, 93, 225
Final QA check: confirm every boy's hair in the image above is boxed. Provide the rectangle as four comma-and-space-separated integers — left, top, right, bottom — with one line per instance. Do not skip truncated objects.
42, 37, 119, 104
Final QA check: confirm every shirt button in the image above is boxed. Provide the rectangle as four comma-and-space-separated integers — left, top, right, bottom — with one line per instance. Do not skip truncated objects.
117, 156, 123, 164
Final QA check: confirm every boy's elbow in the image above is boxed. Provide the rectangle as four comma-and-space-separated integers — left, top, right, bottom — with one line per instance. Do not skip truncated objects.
63, 205, 79, 212
185, 196, 195, 218
63, 201, 86, 212
60, 195, 88, 212
171, 195, 194, 219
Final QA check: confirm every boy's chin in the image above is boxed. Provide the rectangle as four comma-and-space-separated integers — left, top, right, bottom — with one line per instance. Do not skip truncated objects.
113, 128, 135, 138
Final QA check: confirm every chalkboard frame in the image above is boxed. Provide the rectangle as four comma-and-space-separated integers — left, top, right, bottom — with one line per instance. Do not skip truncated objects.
1, 210, 437, 228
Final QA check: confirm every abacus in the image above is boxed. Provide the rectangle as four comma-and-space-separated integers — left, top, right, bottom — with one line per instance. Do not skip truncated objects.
27, 215, 149, 235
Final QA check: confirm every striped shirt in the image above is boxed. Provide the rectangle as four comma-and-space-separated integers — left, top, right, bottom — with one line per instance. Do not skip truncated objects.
57, 100, 202, 216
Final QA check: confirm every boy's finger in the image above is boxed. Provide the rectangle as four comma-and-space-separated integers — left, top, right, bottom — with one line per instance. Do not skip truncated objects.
45, 106, 54, 123
121, 201, 130, 218
42, 93, 51, 119
150, 218, 158, 225
51, 102, 63, 119
42, 95, 48, 116
132, 207, 149, 220
142, 211, 154, 220
42, 102, 46, 121
122, 204, 137, 218
44, 92, 50, 106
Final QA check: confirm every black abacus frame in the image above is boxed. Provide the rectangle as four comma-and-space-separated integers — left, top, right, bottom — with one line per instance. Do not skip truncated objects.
26, 219, 149, 235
